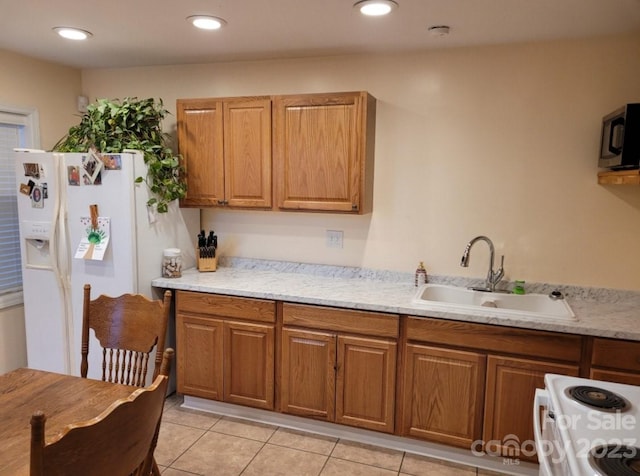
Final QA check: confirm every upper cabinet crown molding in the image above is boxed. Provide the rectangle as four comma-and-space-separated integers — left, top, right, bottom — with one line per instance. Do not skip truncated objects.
177, 91, 376, 214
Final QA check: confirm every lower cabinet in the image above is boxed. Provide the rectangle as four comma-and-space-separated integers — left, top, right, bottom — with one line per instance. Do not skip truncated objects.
400, 344, 486, 448
589, 337, 640, 385
280, 303, 398, 433
176, 291, 276, 410
336, 334, 396, 433
177, 314, 224, 400
224, 320, 275, 408
401, 316, 583, 462
174, 291, 639, 462
280, 328, 336, 420
589, 368, 640, 386
483, 355, 579, 462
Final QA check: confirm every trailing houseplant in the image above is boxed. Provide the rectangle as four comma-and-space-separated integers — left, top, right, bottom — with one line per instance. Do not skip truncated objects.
52, 97, 186, 213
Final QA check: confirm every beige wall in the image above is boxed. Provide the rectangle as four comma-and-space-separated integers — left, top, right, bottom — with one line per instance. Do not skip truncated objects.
0, 305, 27, 373
82, 33, 640, 290
0, 49, 82, 149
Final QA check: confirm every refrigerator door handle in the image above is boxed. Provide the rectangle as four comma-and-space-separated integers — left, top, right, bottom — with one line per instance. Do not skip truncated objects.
51, 153, 75, 374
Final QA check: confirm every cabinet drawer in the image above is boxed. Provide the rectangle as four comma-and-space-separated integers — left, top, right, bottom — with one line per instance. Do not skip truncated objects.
283, 303, 398, 338
592, 338, 640, 373
177, 291, 275, 323
590, 368, 640, 386
406, 316, 582, 362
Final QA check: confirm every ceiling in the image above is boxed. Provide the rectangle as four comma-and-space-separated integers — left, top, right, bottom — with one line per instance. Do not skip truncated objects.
1, 0, 640, 69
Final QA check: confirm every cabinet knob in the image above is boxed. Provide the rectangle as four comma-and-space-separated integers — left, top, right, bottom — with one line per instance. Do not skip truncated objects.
352, 204, 358, 210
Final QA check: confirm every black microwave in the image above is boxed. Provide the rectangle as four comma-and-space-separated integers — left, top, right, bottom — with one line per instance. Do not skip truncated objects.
599, 103, 640, 169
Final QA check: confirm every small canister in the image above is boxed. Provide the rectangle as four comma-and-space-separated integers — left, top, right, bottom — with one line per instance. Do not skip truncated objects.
162, 248, 182, 278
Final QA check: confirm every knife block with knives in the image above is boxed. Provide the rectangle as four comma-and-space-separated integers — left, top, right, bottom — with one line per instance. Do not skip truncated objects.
197, 249, 217, 272
197, 229, 217, 272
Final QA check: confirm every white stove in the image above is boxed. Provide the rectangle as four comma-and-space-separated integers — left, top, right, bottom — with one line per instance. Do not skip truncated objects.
534, 374, 640, 475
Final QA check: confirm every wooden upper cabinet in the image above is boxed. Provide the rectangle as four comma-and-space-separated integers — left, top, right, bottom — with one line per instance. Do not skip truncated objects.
177, 97, 272, 208
273, 91, 376, 213
177, 91, 376, 213
177, 98, 224, 207
223, 98, 272, 208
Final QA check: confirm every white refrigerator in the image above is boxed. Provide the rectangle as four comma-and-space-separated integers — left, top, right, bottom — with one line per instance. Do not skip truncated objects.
14, 149, 198, 382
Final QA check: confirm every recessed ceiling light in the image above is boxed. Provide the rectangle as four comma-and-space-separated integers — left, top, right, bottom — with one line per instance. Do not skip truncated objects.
428, 25, 451, 37
187, 15, 227, 30
53, 27, 92, 41
354, 0, 398, 16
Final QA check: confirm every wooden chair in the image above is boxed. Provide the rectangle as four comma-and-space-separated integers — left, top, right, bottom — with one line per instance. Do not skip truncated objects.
81, 284, 172, 386
30, 348, 174, 476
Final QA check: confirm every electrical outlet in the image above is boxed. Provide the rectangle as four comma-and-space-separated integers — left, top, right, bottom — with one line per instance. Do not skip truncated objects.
326, 230, 344, 249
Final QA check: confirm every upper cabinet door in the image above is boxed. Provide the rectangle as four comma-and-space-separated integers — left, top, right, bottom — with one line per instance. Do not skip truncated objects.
273, 92, 376, 214
223, 98, 272, 208
177, 98, 225, 207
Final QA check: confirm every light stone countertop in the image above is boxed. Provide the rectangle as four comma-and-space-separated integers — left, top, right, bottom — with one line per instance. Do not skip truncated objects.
152, 259, 640, 342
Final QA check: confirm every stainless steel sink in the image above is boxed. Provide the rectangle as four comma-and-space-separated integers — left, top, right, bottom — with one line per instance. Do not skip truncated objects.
412, 284, 576, 320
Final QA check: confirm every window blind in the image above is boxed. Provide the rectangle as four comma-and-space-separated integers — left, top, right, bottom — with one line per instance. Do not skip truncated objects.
0, 122, 23, 296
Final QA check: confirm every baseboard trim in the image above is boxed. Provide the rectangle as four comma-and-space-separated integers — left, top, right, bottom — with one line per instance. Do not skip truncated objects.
181, 396, 538, 476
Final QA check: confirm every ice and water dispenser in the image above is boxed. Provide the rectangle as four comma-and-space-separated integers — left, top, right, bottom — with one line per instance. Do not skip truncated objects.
22, 220, 54, 269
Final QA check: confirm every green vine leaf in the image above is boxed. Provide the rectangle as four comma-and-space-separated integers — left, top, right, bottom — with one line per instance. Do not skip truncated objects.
52, 97, 186, 213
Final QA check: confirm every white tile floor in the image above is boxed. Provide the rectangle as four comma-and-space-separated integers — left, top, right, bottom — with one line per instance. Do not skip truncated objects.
156, 394, 509, 476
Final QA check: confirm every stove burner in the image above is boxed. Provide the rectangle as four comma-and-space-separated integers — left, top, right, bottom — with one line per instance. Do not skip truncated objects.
567, 386, 629, 411
589, 445, 640, 476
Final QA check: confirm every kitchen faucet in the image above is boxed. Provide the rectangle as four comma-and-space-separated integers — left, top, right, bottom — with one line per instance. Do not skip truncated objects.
460, 235, 505, 292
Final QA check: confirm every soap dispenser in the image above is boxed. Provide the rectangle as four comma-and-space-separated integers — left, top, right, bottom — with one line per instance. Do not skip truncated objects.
513, 280, 526, 295
415, 262, 428, 287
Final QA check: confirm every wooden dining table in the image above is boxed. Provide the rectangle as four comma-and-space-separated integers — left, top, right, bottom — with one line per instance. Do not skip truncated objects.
0, 367, 136, 475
